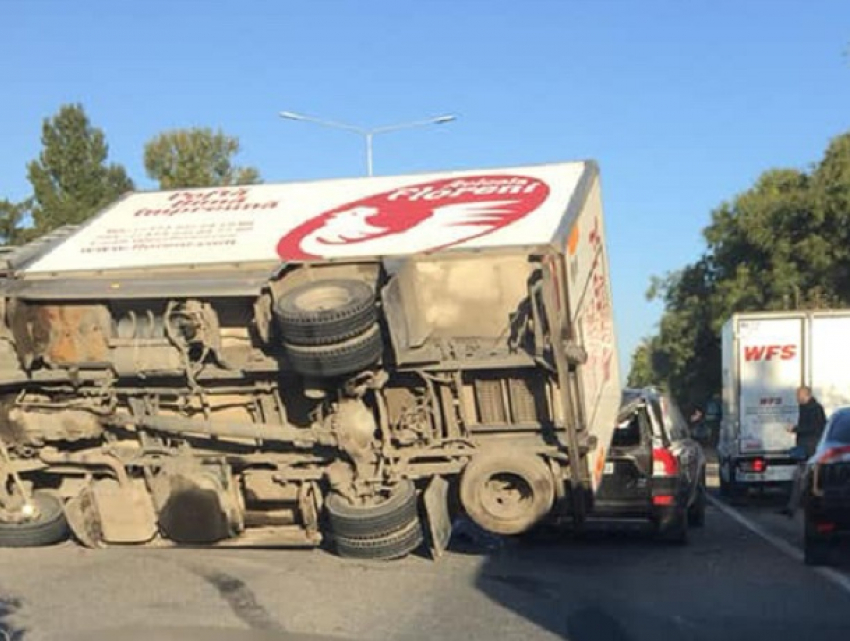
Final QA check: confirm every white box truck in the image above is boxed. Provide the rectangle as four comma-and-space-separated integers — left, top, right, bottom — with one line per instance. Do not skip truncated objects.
718, 310, 850, 497
0, 161, 620, 558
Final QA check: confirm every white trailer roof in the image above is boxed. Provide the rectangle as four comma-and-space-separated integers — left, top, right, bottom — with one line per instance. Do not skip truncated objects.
22, 162, 591, 274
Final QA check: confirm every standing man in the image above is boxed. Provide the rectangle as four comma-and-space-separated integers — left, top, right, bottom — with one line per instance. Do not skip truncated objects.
688, 406, 708, 444
704, 392, 722, 447
781, 386, 827, 516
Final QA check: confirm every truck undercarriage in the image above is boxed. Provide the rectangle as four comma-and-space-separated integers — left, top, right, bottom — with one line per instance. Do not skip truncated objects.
0, 254, 590, 558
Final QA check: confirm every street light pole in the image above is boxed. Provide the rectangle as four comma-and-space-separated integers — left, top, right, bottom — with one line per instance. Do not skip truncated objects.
278, 111, 456, 177
365, 132, 374, 177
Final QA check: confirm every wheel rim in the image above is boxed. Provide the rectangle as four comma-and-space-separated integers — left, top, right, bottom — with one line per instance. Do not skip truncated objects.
0, 497, 45, 525
479, 472, 534, 521
294, 286, 352, 312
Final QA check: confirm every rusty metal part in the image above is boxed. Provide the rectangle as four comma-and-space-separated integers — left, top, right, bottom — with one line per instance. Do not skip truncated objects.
0, 435, 33, 514
7, 407, 104, 443
299, 481, 321, 535
327, 398, 379, 483
242, 471, 300, 503
423, 475, 451, 558
325, 459, 357, 501
39, 447, 129, 486
110, 342, 183, 376
151, 457, 244, 544
114, 413, 335, 446
243, 508, 298, 527
11, 303, 111, 367
63, 487, 105, 548
252, 291, 274, 344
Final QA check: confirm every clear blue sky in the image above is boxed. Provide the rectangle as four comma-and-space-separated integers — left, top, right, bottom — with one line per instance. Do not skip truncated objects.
2, 0, 849, 379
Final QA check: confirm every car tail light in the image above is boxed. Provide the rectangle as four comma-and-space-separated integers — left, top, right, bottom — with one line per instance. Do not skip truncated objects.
816, 522, 836, 534
738, 458, 767, 473
653, 495, 674, 506
652, 448, 678, 477
819, 445, 850, 464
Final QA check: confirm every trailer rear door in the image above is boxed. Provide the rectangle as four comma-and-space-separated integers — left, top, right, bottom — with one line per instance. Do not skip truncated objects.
810, 314, 850, 417
737, 317, 801, 455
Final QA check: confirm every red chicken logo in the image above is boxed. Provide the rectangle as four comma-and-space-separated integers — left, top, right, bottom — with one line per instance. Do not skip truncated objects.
277, 174, 550, 260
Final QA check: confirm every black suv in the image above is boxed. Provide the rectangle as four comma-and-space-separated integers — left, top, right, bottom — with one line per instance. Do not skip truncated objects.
592, 388, 707, 543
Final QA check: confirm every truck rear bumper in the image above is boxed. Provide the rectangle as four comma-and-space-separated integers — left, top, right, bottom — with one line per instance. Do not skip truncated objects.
730, 456, 798, 484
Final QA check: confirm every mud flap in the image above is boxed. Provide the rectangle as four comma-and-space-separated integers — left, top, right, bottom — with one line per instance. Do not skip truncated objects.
422, 475, 451, 559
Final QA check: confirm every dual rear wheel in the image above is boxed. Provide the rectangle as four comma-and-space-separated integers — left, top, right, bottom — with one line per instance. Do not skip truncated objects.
276, 280, 383, 379
326, 480, 423, 560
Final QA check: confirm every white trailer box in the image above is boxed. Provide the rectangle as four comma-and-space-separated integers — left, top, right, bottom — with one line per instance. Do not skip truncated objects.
719, 310, 850, 494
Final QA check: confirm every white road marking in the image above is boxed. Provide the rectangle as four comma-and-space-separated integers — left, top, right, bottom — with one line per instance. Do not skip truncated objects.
707, 494, 850, 596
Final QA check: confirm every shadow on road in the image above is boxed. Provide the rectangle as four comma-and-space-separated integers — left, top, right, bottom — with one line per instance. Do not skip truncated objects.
0, 597, 24, 641
471, 528, 703, 641
470, 508, 850, 641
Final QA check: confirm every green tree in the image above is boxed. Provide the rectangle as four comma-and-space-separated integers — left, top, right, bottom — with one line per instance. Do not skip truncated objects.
639, 130, 850, 409
626, 338, 658, 388
0, 198, 34, 245
27, 104, 134, 233
646, 258, 720, 408
143, 128, 261, 189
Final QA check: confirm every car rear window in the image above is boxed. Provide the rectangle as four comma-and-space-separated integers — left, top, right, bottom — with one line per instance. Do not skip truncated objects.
827, 411, 850, 444
612, 411, 642, 447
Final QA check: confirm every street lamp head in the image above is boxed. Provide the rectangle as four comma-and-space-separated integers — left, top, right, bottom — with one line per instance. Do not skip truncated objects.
433, 115, 457, 124
279, 111, 306, 121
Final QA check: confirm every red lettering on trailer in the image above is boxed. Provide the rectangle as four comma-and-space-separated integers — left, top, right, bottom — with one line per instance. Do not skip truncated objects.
744, 344, 797, 362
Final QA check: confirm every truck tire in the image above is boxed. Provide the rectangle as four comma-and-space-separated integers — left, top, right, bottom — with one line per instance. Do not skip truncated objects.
459, 453, 555, 536
0, 492, 69, 548
326, 480, 418, 539
334, 518, 424, 560
719, 461, 741, 501
284, 324, 383, 378
276, 279, 377, 346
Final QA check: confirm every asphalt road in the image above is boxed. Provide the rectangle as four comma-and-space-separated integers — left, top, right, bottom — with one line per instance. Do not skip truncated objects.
1, 484, 849, 641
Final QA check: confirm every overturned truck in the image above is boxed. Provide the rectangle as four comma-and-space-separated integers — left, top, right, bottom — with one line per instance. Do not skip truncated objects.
0, 162, 620, 558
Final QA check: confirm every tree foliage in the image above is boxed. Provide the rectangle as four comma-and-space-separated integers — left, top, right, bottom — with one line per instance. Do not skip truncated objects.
630, 131, 850, 409
144, 128, 261, 190
626, 338, 657, 388
0, 198, 34, 246
27, 104, 134, 233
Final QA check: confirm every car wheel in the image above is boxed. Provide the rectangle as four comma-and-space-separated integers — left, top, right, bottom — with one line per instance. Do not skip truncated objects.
284, 324, 383, 378
326, 480, 418, 539
804, 515, 832, 566
334, 519, 424, 560
0, 492, 69, 548
688, 482, 707, 528
659, 508, 689, 545
276, 279, 377, 346
459, 453, 555, 536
